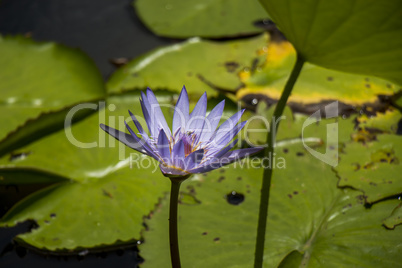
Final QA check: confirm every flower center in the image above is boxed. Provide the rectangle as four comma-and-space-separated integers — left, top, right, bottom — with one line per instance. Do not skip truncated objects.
180, 131, 200, 157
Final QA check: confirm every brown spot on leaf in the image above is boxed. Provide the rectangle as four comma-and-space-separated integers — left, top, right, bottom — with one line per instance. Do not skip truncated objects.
225, 61, 239, 73
352, 163, 360, 171
102, 189, 113, 198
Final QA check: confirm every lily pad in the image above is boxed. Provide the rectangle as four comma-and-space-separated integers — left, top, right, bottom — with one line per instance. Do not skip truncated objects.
259, 0, 402, 85
237, 41, 400, 106
0, 35, 105, 157
336, 134, 402, 204
107, 34, 268, 98
134, 0, 269, 38
139, 143, 401, 267
0, 94, 172, 250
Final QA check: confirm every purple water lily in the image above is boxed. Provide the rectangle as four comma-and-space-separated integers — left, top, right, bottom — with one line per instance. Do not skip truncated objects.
100, 86, 262, 178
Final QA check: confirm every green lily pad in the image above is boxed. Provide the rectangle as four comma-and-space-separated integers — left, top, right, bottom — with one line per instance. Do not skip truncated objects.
0, 94, 172, 250
107, 34, 268, 98
336, 134, 402, 204
139, 143, 401, 267
383, 201, 402, 229
259, 0, 402, 85
237, 41, 400, 106
0, 35, 105, 157
1, 167, 169, 251
134, 0, 269, 38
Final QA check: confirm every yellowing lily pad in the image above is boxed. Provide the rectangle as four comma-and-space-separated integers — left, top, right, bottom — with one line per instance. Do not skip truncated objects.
358, 108, 402, 134
237, 41, 400, 106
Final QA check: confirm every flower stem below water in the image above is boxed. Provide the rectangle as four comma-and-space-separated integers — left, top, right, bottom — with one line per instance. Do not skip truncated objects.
254, 54, 305, 267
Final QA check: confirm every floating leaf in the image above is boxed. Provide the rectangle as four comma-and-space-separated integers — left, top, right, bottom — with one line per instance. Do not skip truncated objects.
140, 143, 401, 267
134, 0, 269, 38
0, 94, 171, 250
107, 35, 267, 98
336, 134, 402, 204
0, 35, 104, 156
237, 41, 399, 106
383, 201, 402, 229
259, 0, 402, 85
1, 167, 169, 251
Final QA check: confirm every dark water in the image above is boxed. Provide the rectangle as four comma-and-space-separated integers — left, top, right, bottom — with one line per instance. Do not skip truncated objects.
0, 0, 171, 80
0, 0, 169, 266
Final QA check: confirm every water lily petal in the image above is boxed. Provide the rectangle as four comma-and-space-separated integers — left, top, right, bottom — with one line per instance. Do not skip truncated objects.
146, 88, 172, 137
157, 129, 171, 164
197, 139, 237, 169
198, 100, 225, 143
184, 149, 204, 170
221, 147, 263, 160
188, 92, 207, 134
128, 109, 145, 135
140, 92, 156, 138
214, 139, 238, 159
211, 121, 247, 151
212, 109, 245, 142
124, 122, 159, 160
100, 123, 157, 160
190, 147, 262, 173
172, 85, 190, 135
171, 139, 185, 169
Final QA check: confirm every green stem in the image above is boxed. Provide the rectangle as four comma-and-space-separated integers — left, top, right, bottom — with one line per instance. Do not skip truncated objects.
169, 178, 182, 268
254, 54, 305, 268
